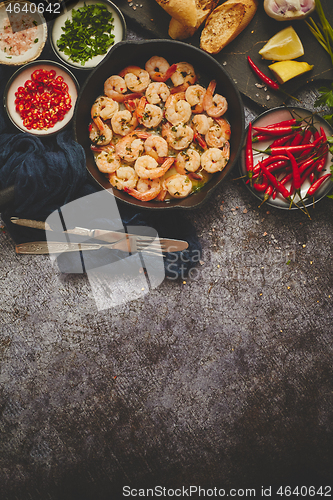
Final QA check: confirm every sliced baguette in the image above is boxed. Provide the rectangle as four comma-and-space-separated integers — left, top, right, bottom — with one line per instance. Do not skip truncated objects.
168, 0, 219, 40
200, 0, 258, 54
155, 0, 197, 28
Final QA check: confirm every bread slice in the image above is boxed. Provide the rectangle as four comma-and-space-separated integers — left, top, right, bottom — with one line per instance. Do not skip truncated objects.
168, 0, 219, 40
155, 0, 197, 28
200, 0, 258, 54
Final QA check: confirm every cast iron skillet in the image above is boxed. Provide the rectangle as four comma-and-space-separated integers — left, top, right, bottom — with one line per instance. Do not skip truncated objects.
73, 39, 245, 210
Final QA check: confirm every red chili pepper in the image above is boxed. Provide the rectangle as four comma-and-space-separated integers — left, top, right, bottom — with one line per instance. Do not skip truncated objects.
306, 173, 331, 197
247, 56, 280, 91
251, 160, 269, 190
264, 142, 317, 156
16, 68, 72, 130
258, 184, 274, 207
300, 129, 312, 144
313, 128, 321, 141
298, 153, 318, 174
290, 131, 304, 146
251, 158, 289, 181
299, 159, 320, 186
316, 127, 328, 172
280, 172, 293, 186
246, 122, 253, 183
270, 131, 299, 148
253, 155, 289, 172
259, 118, 298, 130
253, 173, 268, 192
252, 134, 273, 143
309, 172, 316, 183
272, 171, 293, 199
252, 125, 301, 136
316, 146, 328, 172
260, 164, 290, 199
285, 150, 301, 190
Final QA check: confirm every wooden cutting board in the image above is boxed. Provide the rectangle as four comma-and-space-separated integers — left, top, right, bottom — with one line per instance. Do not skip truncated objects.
114, 0, 333, 108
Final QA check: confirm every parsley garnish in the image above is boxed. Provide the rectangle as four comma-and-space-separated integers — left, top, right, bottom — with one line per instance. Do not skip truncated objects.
56, 3, 115, 66
314, 83, 333, 126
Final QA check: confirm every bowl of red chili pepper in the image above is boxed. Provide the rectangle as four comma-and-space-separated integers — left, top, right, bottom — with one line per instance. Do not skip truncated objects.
4, 60, 79, 135
239, 106, 333, 210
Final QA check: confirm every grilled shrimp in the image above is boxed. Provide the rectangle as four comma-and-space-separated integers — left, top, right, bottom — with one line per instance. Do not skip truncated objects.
175, 149, 201, 174
145, 82, 170, 104
200, 145, 230, 173
91, 145, 121, 174
89, 120, 112, 146
109, 166, 138, 190
125, 178, 162, 201
205, 118, 231, 149
136, 97, 163, 129
170, 62, 196, 88
91, 96, 119, 121
162, 122, 194, 150
145, 56, 177, 82
203, 80, 228, 118
191, 114, 213, 135
134, 155, 174, 180
165, 92, 192, 125
163, 174, 192, 198
104, 75, 127, 102
115, 131, 149, 163
185, 85, 206, 113
144, 135, 169, 161
119, 66, 150, 92
111, 110, 138, 136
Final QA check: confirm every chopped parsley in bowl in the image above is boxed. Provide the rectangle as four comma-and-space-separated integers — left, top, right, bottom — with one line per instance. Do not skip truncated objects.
51, 0, 126, 70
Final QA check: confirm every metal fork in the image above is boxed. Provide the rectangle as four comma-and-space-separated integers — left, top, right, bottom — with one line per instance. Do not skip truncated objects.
15, 237, 169, 255
111, 235, 169, 254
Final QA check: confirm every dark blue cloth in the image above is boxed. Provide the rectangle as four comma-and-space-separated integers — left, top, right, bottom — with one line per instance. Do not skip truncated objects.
0, 65, 201, 277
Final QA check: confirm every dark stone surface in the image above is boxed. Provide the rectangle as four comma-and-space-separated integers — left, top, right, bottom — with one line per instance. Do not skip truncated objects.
0, 25, 332, 500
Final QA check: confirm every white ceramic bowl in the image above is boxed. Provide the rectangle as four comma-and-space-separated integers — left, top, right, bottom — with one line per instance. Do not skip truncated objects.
51, 0, 126, 70
239, 107, 333, 209
0, 0, 47, 65
4, 60, 79, 136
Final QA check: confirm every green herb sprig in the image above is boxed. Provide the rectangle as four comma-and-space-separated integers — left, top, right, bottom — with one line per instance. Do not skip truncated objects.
305, 0, 333, 65
56, 3, 115, 65
314, 82, 333, 125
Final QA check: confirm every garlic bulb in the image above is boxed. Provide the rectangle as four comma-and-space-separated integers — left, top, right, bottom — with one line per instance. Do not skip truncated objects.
264, 0, 315, 20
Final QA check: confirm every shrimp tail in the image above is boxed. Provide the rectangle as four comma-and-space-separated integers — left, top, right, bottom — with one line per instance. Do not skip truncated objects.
136, 97, 147, 120
188, 172, 203, 181
193, 132, 208, 150
118, 66, 141, 77
123, 92, 143, 111
109, 92, 126, 103
124, 184, 162, 201
170, 83, 190, 94
155, 189, 167, 201
93, 116, 105, 132
160, 156, 175, 173
154, 63, 177, 82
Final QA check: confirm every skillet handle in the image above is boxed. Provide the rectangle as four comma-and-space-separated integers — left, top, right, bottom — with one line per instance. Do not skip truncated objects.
0, 185, 15, 211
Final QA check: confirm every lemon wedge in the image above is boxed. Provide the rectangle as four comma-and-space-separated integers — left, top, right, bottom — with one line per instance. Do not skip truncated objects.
259, 26, 304, 61
268, 60, 314, 84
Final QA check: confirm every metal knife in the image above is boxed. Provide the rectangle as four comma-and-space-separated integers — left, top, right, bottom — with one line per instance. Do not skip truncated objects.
10, 217, 130, 243
11, 218, 189, 253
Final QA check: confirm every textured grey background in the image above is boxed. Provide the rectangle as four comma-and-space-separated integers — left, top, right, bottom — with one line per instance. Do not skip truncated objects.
0, 25, 333, 500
